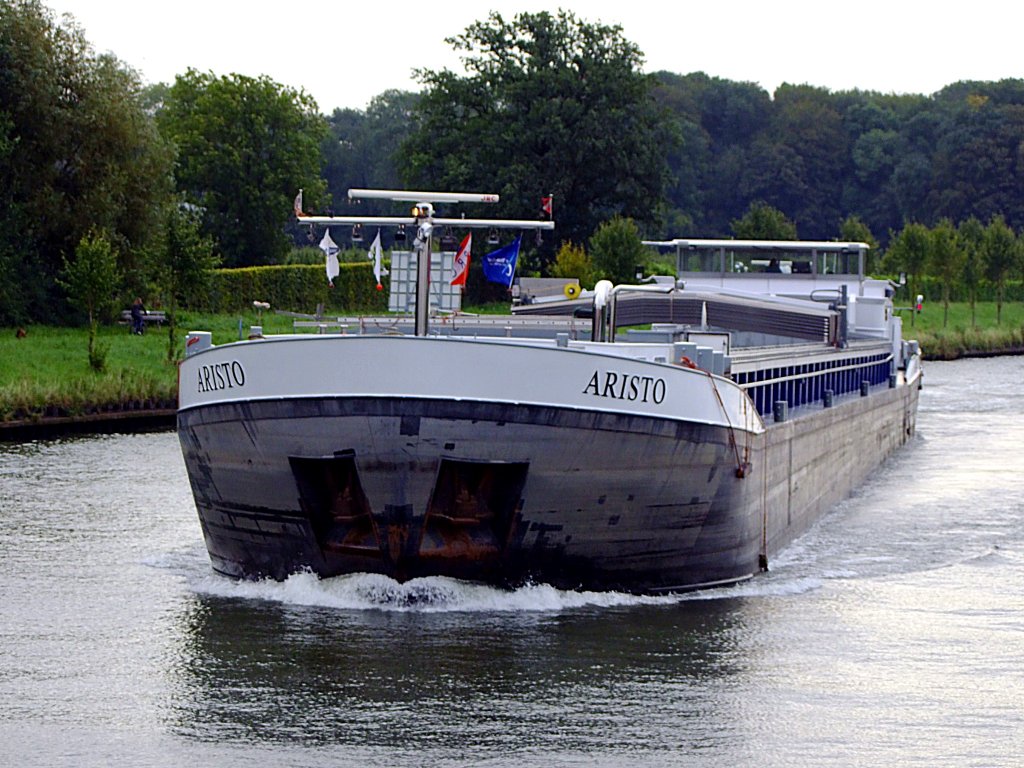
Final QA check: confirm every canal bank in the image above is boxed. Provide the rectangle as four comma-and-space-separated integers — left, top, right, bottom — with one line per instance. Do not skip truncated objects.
0, 401, 176, 441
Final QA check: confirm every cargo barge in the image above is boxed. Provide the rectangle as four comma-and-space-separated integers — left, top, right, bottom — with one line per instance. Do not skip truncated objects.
176, 193, 921, 592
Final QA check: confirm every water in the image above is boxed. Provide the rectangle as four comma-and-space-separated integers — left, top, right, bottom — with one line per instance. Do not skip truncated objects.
1, 358, 1022, 767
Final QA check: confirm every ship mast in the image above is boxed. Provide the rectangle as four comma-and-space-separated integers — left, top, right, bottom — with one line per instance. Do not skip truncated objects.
297, 189, 554, 336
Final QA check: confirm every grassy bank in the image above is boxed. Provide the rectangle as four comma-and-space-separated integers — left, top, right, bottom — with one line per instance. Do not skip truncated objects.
2, 302, 1022, 422
896, 302, 1024, 359
0, 311, 295, 422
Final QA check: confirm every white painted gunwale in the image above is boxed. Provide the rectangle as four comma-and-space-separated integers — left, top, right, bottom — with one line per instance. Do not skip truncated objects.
178, 334, 765, 435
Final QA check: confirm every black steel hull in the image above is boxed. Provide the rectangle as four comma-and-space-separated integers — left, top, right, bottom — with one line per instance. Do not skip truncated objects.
178, 397, 764, 592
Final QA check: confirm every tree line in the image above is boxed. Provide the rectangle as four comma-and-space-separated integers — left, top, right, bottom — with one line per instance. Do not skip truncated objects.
4, 1, 1024, 328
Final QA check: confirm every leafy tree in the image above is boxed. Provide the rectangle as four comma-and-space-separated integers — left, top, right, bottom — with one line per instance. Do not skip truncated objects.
318, 90, 420, 246
929, 218, 964, 327
957, 217, 985, 327
764, 85, 847, 237
652, 72, 772, 237
887, 222, 930, 325
341, 90, 418, 195
158, 70, 328, 268
550, 241, 596, 289
402, 10, 677, 256
845, 127, 902, 237
650, 74, 708, 235
731, 202, 798, 240
981, 214, 1019, 325
927, 87, 1024, 229
839, 214, 878, 249
153, 204, 218, 361
0, 0, 172, 324
589, 217, 645, 285
59, 231, 122, 371
839, 214, 879, 273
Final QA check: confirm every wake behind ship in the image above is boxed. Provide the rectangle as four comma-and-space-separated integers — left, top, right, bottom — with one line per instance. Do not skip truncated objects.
177, 191, 921, 593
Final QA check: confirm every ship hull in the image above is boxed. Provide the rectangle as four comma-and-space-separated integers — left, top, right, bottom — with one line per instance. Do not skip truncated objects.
179, 397, 764, 592
176, 334, 919, 593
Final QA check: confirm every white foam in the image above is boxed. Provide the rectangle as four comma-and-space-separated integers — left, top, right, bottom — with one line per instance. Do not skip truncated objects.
182, 566, 836, 612
187, 570, 695, 613
700, 575, 825, 599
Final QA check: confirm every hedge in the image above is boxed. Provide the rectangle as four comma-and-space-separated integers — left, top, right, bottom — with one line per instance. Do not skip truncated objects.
194, 262, 390, 315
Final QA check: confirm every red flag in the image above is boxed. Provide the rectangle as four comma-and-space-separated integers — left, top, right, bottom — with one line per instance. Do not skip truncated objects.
450, 233, 472, 286
540, 195, 553, 220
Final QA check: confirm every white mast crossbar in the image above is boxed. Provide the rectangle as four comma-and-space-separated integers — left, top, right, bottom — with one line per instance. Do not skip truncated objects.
348, 189, 500, 204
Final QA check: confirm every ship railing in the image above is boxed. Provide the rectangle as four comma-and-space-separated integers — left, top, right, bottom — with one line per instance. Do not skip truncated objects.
735, 352, 894, 416
738, 354, 893, 390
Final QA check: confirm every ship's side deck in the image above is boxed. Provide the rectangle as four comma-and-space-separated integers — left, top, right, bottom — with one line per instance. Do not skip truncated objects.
729, 340, 895, 416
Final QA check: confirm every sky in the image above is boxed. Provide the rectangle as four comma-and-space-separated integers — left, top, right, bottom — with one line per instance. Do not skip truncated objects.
45, 0, 1023, 113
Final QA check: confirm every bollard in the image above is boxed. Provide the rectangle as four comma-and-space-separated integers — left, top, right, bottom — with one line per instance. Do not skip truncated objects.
773, 400, 788, 423
823, 390, 834, 408
860, 380, 870, 397
889, 374, 897, 389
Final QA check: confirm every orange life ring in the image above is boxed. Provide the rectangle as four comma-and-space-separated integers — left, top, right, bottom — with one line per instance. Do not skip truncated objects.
678, 356, 699, 369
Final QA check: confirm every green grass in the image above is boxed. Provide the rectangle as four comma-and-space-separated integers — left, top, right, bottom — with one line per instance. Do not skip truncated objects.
1, 325, 172, 420
3, 301, 1023, 421
896, 301, 1024, 359
0, 309, 296, 420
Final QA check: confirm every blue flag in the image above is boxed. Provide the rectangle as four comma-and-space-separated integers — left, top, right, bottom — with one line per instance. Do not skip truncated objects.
482, 236, 521, 287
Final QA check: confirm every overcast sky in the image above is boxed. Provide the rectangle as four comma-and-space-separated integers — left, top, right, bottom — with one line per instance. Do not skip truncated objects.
45, 0, 1022, 113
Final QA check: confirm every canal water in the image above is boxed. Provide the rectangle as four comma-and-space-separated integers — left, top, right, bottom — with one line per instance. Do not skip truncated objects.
1, 358, 1021, 767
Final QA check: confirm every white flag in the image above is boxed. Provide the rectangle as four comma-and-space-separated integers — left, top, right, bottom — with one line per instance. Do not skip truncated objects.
319, 230, 340, 286
293, 189, 304, 217
367, 229, 388, 289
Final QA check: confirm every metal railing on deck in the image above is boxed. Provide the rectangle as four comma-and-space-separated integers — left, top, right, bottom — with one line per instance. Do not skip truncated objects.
735, 353, 893, 415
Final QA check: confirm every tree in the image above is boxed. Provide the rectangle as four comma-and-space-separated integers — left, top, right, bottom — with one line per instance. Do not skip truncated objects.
929, 218, 964, 327
671, 75, 773, 236
158, 70, 327, 267
839, 215, 878, 248
154, 204, 218, 361
550, 241, 596, 289
731, 202, 798, 240
0, 0, 172, 324
957, 217, 985, 328
402, 11, 677, 256
589, 217, 646, 285
764, 85, 847, 237
981, 214, 1019, 325
839, 214, 879, 273
319, 90, 420, 246
887, 222, 930, 325
927, 91, 1024, 229
59, 231, 122, 371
